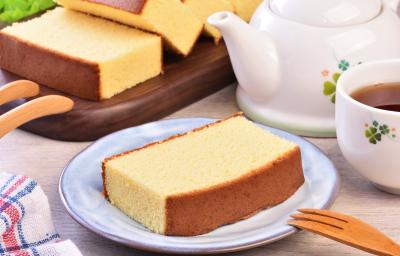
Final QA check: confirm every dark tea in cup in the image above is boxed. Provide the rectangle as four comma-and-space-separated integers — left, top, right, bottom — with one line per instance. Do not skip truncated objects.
351, 83, 400, 112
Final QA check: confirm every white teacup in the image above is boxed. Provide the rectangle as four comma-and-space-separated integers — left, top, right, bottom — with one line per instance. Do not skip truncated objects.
336, 60, 400, 195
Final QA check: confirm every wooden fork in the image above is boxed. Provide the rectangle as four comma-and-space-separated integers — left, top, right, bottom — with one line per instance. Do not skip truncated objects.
0, 80, 74, 138
289, 209, 400, 256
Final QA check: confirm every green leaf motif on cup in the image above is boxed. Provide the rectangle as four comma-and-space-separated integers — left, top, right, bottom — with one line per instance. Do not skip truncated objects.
379, 124, 390, 135
364, 120, 397, 144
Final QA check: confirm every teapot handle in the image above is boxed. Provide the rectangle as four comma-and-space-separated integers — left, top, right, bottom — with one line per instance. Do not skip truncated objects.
383, 0, 400, 13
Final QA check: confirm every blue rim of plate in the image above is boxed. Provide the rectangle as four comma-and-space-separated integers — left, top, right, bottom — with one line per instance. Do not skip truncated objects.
59, 118, 340, 254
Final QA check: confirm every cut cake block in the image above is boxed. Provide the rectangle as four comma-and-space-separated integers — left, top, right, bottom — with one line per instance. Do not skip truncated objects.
229, 0, 263, 22
182, 0, 234, 44
56, 0, 203, 56
0, 8, 162, 101
102, 113, 305, 236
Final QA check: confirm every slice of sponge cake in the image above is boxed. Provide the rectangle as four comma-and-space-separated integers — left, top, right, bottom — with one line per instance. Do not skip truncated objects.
182, 0, 234, 44
102, 114, 304, 236
229, 0, 262, 22
56, 0, 203, 56
0, 8, 162, 101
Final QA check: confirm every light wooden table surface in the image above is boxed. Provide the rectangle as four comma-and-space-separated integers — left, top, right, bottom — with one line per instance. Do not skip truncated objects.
1, 85, 399, 256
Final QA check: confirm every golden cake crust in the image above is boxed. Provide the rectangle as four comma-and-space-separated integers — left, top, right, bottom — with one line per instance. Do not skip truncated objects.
102, 113, 305, 236
86, 0, 147, 14
164, 146, 304, 236
0, 32, 101, 101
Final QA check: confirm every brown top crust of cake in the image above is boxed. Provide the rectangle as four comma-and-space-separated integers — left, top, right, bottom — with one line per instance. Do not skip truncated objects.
85, 0, 147, 14
102, 112, 244, 199
0, 32, 101, 101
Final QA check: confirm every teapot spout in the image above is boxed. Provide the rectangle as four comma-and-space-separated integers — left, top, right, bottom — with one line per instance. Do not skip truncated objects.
208, 12, 280, 100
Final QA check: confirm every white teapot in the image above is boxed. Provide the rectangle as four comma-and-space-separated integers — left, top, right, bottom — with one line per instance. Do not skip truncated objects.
208, 0, 400, 137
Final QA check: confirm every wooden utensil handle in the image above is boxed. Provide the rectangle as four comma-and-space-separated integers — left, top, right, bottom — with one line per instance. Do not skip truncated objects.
0, 95, 74, 138
0, 80, 39, 106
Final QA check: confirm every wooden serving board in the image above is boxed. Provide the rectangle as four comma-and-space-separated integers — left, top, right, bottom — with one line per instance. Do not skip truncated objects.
0, 40, 236, 141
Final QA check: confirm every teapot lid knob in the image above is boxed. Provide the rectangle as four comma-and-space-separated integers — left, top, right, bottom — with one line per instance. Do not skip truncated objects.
270, 0, 383, 27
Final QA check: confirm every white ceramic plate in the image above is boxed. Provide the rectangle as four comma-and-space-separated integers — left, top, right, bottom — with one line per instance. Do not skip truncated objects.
59, 118, 340, 254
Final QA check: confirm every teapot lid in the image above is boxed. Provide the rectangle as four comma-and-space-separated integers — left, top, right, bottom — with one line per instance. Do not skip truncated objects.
269, 0, 382, 27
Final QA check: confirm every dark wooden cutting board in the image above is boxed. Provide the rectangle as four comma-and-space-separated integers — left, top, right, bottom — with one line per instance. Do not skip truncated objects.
0, 40, 236, 141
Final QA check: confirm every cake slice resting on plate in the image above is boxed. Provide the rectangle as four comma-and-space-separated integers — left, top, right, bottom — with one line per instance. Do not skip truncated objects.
102, 113, 305, 236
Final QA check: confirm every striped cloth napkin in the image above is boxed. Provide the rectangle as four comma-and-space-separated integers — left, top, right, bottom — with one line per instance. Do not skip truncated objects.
0, 173, 82, 256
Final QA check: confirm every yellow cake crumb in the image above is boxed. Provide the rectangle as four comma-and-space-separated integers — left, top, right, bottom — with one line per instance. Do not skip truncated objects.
182, 0, 234, 44
57, 0, 203, 56
229, 0, 263, 22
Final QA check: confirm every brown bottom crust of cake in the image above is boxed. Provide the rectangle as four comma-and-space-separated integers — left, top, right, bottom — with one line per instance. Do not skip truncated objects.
0, 33, 101, 101
164, 146, 305, 236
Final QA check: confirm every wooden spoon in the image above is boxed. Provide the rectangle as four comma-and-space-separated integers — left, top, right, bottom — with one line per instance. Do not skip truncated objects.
0, 95, 74, 138
0, 80, 40, 106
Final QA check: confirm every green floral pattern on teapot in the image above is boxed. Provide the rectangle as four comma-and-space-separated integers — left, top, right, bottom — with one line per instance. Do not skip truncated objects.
321, 59, 358, 104
322, 72, 340, 103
